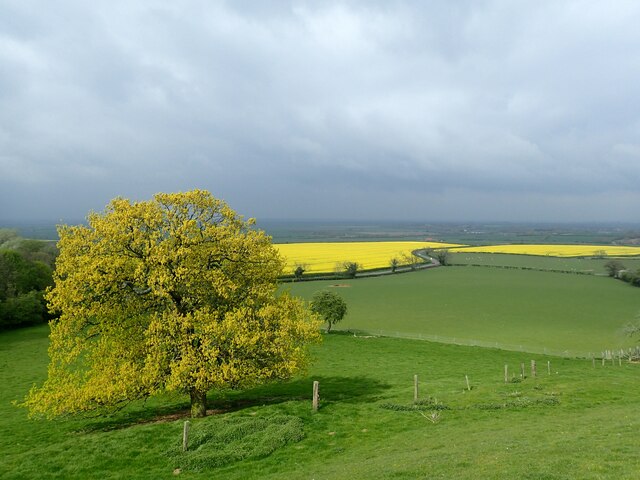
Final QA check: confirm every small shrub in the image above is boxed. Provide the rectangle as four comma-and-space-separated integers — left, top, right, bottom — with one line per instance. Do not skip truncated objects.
380, 398, 449, 412
389, 257, 399, 273
342, 261, 359, 278
293, 264, 306, 281
433, 249, 450, 266
474, 397, 559, 411
419, 411, 442, 424
400, 252, 417, 270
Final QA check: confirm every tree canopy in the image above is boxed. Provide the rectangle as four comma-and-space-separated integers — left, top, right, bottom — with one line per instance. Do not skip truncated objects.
0, 232, 54, 329
310, 290, 347, 333
24, 190, 321, 418
604, 260, 625, 278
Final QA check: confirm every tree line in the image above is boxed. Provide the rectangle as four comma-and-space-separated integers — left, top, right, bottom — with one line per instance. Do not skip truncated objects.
605, 260, 640, 287
0, 229, 56, 329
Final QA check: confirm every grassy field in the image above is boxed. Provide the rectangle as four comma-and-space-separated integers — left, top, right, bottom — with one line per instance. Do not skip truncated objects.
4, 251, 640, 478
284, 267, 640, 355
449, 252, 640, 275
3, 326, 640, 479
451, 244, 640, 257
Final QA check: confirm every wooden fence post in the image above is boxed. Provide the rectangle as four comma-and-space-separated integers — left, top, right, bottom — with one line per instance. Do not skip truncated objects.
547, 360, 551, 375
312, 380, 319, 412
504, 364, 508, 383
414, 374, 419, 403
183, 421, 190, 452
465, 374, 471, 391
531, 360, 536, 378
520, 362, 525, 379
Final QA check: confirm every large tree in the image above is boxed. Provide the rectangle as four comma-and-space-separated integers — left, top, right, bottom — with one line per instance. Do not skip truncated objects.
24, 190, 321, 418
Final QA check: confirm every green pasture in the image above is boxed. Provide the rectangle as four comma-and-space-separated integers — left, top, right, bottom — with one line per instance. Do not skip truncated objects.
285, 267, 640, 354
2, 326, 640, 479
448, 252, 640, 275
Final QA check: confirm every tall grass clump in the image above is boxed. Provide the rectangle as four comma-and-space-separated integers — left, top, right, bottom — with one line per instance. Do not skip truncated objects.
167, 415, 304, 471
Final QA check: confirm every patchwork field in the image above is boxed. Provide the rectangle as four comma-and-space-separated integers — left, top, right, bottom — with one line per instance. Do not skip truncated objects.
284, 267, 640, 355
275, 241, 640, 275
275, 241, 461, 274
4, 238, 640, 478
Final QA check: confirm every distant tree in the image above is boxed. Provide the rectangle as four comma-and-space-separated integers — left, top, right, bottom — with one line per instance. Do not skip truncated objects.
310, 291, 347, 333
400, 252, 417, 270
604, 260, 626, 278
0, 249, 53, 329
342, 261, 359, 278
22, 190, 322, 419
619, 269, 640, 286
0, 228, 58, 268
293, 264, 307, 281
0, 229, 19, 247
433, 249, 450, 266
0, 291, 47, 329
593, 250, 607, 259
389, 257, 399, 273
14, 239, 58, 268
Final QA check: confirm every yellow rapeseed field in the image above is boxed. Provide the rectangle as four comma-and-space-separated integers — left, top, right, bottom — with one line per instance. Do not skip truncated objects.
275, 241, 462, 274
451, 244, 640, 257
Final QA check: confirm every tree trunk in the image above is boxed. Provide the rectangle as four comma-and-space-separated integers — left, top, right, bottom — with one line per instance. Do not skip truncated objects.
326, 322, 332, 334
190, 389, 207, 418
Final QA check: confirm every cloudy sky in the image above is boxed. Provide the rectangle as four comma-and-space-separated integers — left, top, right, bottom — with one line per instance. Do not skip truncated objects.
1, 1, 640, 223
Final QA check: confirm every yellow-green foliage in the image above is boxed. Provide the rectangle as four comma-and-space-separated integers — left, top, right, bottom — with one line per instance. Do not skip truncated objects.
23, 190, 321, 418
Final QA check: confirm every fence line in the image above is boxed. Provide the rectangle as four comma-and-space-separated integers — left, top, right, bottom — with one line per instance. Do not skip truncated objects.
345, 328, 637, 359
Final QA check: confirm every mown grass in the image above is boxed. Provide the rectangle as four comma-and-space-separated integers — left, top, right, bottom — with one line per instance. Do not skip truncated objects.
284, 266, 640, 354
449, 252, 640, 274
2, 327, 640, 479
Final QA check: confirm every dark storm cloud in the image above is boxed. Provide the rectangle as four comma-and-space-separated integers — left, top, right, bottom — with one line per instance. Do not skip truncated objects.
1, 0, 640, 222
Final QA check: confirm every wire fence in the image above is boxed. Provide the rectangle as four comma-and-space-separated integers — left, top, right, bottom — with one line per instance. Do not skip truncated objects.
343, 328, 639, 359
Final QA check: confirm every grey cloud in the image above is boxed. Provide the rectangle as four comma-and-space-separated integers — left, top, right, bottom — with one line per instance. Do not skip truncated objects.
1, 1, 640, 222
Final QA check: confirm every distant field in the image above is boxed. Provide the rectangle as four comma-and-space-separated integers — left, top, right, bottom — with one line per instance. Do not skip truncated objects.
452, 244, 640, 257
284, 267, 640, 354
274, 241, 640, 275
449, 252, 640, 275
275, 241, 461, 274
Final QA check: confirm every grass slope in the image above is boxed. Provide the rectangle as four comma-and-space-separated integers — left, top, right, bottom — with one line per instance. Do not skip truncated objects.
2, 327, 640, 479
284, 267, 640, 354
